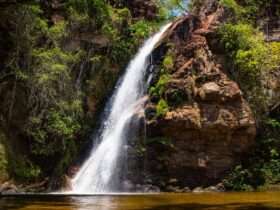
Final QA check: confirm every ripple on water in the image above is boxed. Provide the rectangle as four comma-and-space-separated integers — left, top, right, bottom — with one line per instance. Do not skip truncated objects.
1, 192, 280, 210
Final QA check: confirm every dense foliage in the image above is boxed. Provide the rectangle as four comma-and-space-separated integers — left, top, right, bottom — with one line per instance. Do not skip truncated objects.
215, 0, 280, 191
0, 0, 169, 184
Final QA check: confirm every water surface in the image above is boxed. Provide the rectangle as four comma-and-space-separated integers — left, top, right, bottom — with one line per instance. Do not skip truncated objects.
1, 192, 280, 210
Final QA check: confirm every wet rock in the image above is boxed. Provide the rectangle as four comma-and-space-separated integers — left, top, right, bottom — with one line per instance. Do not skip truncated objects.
135, 184, 142, 191
145, 178, 153, 184
61, 175, 72, 192
204, 183, 225, 192
215, 183, 226, 192
166, 185, 183, 193
204, 186, 219, 192
145, 104, 157, 120
183, 186, 191, 192
142, 184, 160, 193
0, 181, 18, 194
122, 180, 135, 192
168, 178, 178, 185
193, 187, 204, 193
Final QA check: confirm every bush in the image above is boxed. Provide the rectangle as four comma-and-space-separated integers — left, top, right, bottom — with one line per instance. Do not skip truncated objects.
218, 23, 271, 113
268, 42, 280, 71
223, 118, 280, 191
219, 0, 271, 22
48, 21, 67, 46
163, 55, 174, 70
218, 0, 280, 190
149, 74, 170, 98
12, 159, 41, 181
223, 165, 256, 191
220, 0, 245, 17
67, 0, 109, 26
156, 99, 169, 117
130, 20, 156, 40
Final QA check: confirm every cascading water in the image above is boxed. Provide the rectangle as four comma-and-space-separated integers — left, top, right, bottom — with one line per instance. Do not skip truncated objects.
71, 23, 171, 194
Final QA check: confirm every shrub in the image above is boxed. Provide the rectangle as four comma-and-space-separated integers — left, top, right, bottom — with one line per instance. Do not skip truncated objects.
156, 99, 169, 117
223, 118, 280, 191
149, 74, 170, 98
218, 22, 280, 116
223, 165, 256, 191
163, 55, 174, 70
268, 42, 280, 71
48, 21, 67, 46
12, 159, 41, 181
67, 0, 109, 26
219, 0, 245, 18
130, 20, 155, 40
218, 23, 267, 87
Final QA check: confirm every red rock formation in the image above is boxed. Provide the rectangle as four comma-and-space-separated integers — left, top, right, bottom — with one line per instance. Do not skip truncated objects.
145, 3, 256, 188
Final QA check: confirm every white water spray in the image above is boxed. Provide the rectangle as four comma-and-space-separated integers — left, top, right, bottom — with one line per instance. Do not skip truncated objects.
71, 23, 171, 194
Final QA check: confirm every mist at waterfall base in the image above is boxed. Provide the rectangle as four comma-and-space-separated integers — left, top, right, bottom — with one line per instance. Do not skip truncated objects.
70, 23, 172, 194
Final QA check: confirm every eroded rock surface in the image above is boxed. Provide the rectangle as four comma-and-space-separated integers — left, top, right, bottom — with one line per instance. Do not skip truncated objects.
144, 3, 256, 188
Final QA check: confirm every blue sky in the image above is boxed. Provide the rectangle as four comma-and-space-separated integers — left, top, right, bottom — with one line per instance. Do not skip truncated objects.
170, 0, 190, 17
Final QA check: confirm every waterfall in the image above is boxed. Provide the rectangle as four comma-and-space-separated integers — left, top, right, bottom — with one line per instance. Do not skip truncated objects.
71, 23, 171, 194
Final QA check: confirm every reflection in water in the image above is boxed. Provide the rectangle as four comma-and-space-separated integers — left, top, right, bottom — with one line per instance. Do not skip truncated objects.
1, 192, 280, 210
71, 196, 114, 210
145, 204, 280, 210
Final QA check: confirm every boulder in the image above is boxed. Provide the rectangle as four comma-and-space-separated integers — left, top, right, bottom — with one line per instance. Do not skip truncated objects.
199, 82, 220, 101
0, 181, 18, 194
192, 187, 204, 193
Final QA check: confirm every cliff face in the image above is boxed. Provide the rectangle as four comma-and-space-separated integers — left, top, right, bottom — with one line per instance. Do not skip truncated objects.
144, 1, 256, 188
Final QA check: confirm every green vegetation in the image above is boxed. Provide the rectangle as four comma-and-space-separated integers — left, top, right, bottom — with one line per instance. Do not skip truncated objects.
223, 117, 280, 191
156, 99, 169, 117
218, 23, 267, 84
163, 55, 174, 70
149, 48, 178, 118
150, 74, 170, 98
13, 159, 41, 181
0, 132, 8, 181
220, 0, 280, 22
130, 20, 156, 40
0, 0, 169, 183
216, 0, 280, 191
149, 73, 170, 117
218, 0, 280, 115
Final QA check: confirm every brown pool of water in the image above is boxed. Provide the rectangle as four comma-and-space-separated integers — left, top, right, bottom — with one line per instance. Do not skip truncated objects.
0, 192, 280, 210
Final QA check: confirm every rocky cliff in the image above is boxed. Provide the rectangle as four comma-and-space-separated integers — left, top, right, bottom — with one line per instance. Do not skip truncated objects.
142, 1, 257, 189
